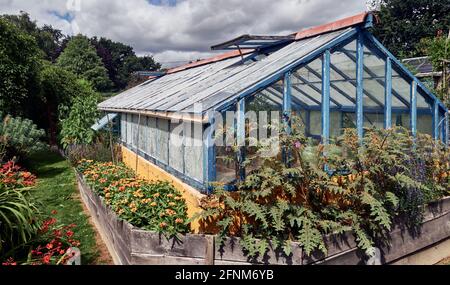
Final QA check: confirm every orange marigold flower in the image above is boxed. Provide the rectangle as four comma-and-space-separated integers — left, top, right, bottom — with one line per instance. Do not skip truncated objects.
159, 222, 167, 228
165, 209, 176, 216
153, 193, 160, 198
150, 202, 157, 207
175, 218, 184, 224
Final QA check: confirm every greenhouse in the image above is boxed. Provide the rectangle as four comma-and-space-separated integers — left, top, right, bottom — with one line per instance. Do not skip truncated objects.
98, 12, 449, 194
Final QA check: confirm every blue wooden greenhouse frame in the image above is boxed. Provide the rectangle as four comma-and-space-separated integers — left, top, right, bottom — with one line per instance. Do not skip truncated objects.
99, 13, 449, 194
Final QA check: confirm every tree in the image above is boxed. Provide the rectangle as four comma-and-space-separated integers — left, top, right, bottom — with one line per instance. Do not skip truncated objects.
1, 12, 65, 62
90, 37, 161, 90
0, 18, 41, 116
60, 80, 100, 148
372, 0, 450, 58
37, 64, 83, 144
419, 36, 450, 107
56, 35, 113, 92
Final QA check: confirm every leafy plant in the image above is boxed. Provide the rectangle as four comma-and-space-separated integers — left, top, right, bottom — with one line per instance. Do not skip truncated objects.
196, 123, 449, 260
59, 83, 100, 149
0, 113, 46, 162
419, 36, 449, 107
2, 214, 81, 266
0, 188, 39, 258
77, 160, 189, 237
0, 161, 37, 190
65, 132, 121, 166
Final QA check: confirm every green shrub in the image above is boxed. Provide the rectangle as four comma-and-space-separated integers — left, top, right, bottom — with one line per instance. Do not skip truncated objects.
0, 112, 46, 162
77, 160, 189, 237
65, 132, 121, 166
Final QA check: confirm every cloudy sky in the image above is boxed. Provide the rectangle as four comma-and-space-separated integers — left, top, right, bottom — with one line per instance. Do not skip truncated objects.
0, 0, 367, 67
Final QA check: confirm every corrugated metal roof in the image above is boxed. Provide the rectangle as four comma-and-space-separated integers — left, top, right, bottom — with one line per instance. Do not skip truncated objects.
99, 28, 352, 116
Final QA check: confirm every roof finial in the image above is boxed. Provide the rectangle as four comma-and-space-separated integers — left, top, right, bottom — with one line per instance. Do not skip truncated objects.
366, 0, 381, 12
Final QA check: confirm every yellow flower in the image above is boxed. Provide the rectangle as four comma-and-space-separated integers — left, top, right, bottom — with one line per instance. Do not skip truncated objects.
150, 202, 157, 207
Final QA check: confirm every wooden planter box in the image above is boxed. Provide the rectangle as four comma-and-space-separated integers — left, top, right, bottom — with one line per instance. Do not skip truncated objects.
77, 173, 450, 265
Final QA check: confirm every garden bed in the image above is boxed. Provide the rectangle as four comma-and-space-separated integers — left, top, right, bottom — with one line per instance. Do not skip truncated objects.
77, 172, 450, 265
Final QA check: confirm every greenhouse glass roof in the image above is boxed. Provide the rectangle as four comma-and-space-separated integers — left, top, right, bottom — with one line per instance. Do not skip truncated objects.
98, 12, 448, 145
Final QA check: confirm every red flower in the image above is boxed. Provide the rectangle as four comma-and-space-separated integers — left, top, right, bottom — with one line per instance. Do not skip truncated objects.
46, 243, 54, 250
66, 230, 74, 238
51, 210, 58, 215
42, 255, 51, 264
2, 258, 17, 266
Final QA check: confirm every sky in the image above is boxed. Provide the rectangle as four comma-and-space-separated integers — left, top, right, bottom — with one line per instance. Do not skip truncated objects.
0, 0, 367, 67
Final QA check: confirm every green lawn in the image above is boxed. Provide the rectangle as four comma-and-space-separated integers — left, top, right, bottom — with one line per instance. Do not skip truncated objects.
28, 150, 100, 265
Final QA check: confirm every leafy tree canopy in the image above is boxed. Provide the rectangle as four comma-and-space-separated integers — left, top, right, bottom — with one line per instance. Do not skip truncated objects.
0, 18, 41, 116
1, 12, 65, 62
372, 0, 450, 58
56, 35, 113, 92
90, 37, 161, 90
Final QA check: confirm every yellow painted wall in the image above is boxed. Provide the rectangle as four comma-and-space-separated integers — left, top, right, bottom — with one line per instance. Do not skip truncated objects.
121, 146, 205, 233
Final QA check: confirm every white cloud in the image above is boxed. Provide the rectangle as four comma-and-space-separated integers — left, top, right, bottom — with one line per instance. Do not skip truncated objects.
0, 0, 367, 66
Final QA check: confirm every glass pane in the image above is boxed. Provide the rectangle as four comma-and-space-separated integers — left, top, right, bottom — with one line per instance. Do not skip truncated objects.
363, 44, 386, 130
216, 106, 237, 184
416, 88, 433, 136
245, 80, 283, 174
291, 57, 322, 139
330, 40, 357, 139
126, 113, 132, 145
438, 111, 445, 141
392, 69, 411, 129
120, 114, 126, 143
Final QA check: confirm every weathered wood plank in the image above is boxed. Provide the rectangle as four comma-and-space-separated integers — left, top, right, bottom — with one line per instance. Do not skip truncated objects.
131, 254, 205, 265
131, 230, 208, 259
215, 237, 303, 265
